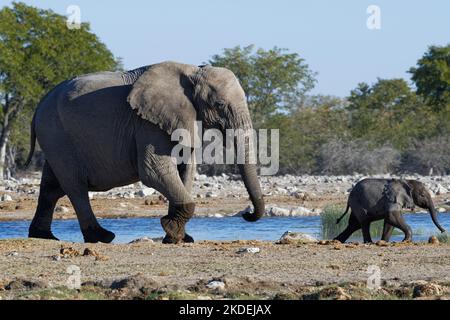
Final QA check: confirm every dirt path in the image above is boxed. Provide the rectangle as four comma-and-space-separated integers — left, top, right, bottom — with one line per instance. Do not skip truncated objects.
1, 238, 449, 300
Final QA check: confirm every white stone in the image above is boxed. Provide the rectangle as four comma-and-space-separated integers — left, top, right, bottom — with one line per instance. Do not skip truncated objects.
435, 184, 448, 195
6, 251, 19, 257
206, 280, 225, 290
268, 206, 291, 217
290, 206, 314, 216
237, 247, 260, 254
278, 231, 318, 243
205, 192, 218, 198
55, 206, 69, 213
135, 188, 155, 197
128, 236, 154, 244
0, 194, 13, 202
208, 213, 224, 218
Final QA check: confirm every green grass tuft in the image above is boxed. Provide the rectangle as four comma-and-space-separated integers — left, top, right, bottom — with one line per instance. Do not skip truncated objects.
436, 232, 450, 243
320, 205, 387, 240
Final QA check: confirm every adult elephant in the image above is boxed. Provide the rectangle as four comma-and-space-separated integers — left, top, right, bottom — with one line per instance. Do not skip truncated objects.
25, 61, 265, 244
334, 178, 446, 243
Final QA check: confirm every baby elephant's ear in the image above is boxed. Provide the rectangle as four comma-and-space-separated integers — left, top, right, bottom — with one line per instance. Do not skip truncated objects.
127, 61, 199, 146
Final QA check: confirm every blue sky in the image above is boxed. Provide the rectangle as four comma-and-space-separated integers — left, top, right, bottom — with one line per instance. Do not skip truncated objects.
1, 0, 449, 97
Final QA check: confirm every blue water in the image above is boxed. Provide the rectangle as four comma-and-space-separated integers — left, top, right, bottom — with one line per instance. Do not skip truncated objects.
0, 214, 448, 243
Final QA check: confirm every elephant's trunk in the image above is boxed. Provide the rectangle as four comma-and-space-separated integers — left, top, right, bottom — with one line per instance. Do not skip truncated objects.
429, 206, 446, 233
238, 163, 265, 222
228, 107, 265, 222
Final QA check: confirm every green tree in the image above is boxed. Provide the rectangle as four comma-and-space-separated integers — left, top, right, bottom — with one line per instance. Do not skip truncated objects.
209, 45, 316, 127
410, 44, 450, 110
0, 2, 118, 178
267, 96, 349, 173
347, 78, 436, 150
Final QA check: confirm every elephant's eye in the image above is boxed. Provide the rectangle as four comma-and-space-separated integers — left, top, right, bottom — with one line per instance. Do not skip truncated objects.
216, 100, 227, 107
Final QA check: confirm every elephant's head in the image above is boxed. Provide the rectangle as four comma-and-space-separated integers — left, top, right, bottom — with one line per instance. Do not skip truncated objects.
127, 61, 265, 222
406, 180, 446, 233
383, 180, 415, 212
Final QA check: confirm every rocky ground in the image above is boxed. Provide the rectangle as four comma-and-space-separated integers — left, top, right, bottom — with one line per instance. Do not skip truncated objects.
1, 172, 449, 221
0, 238, 449, 300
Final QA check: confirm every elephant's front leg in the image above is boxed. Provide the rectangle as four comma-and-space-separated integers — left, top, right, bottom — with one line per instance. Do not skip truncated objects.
386, 211, 412, 242
138, 146, 196, 244
161, 202, 196, 244
166, 160, 196, 243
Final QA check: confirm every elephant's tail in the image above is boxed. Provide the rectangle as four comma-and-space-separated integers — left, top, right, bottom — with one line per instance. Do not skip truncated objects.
23, 112, 36, 168
336, 204, 350, 224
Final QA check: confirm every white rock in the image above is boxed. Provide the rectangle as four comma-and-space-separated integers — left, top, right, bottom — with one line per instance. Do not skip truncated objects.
438, 207, 446, 213
0, 194, 13, 202
290, 206, 314, 216
55, 206, 69, 213
205, 192, 218, 198
195, 174, 208, 181
208, 213, 224, 218
52, 255, 61, 261
268, 206, 291, 217
206, 280, 225, 290
135, 188, 155, 197
278, 231, 318, 243
128, 236, 154, 244
435, 184, 448, 195
237, 247, 260, 254
122, 192, 135, 199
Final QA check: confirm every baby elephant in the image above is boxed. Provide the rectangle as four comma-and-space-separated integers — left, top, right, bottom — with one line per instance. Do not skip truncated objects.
335, 178, 446, 243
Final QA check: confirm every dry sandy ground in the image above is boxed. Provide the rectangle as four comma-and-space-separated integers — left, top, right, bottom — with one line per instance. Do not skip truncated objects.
0, 238, 449, 300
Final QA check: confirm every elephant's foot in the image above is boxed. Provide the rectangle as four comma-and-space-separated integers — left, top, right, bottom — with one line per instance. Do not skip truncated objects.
28, 227, 59, 241
160, 202, 195, 244
160, 216, 186, 244
162, 233, 194, 244
82, 225, 115, 243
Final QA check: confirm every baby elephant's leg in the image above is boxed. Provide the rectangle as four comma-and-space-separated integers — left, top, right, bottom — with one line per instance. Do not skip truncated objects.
386, 211, 412, 242
334, 214, 361, 243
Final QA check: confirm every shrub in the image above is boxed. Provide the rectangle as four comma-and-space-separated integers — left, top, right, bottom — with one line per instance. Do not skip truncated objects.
318, 139, 401, 175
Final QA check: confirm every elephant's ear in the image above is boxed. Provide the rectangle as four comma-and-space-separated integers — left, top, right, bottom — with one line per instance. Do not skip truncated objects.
127, 61, 199, 146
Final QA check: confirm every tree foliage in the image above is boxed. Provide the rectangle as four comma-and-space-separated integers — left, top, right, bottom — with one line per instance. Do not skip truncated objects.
209, 45, 316, 127
410, 44, 450, 110
0, 2, 118, 174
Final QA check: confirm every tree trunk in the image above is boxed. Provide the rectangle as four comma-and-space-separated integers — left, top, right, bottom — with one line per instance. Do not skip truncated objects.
0, 126, 11, 180
0, 94, 19, 180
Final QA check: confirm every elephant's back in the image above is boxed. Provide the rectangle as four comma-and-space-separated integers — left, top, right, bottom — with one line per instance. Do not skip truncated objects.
35, 71, 140, 190
350, 178, 390, 208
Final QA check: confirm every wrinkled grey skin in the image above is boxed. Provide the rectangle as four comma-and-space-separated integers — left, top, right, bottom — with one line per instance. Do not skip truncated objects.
26, 61, 265, 244
334, 178, 446, 243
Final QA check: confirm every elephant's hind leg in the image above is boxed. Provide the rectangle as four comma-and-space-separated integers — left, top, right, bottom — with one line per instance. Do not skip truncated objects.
44, 154, 115, 243
334, 214, 361, 243
381, 221, 394, 241
29, 161, 65, 240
